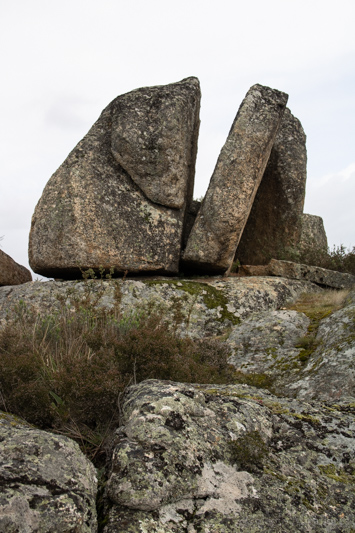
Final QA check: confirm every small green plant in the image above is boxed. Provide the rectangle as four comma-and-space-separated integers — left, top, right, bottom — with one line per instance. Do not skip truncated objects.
294, 244, 355, 275
229, 430, 269, 472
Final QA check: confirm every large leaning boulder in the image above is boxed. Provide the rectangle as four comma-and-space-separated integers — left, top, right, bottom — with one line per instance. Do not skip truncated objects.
102, 379, 355, 532
0, 411, 97, 532
0, 249, 32, 286
182, 84, 288, 274
236, 107, 307, 265
29, 77, 200, 279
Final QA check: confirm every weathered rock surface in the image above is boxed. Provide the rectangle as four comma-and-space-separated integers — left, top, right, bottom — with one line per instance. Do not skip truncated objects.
226, 288, 355, 402
268, 258, 355, 289
182, 84, 288, 274
29, 77, 200, 278
0, 250, 32, 286
0, 276, 320, 338
240, 258, 355, 289
300, 213, 328, 252
236, 107, 307, 265
102, 379, 355, 532
0, 411, 97, 532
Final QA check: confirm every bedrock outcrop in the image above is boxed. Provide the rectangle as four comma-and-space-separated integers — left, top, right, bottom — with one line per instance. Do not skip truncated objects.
0, 411, 97, 532
29, 77, 200, 278
102, 379, 355, 532
182, 84, 288, 274
0, 276, 320, 338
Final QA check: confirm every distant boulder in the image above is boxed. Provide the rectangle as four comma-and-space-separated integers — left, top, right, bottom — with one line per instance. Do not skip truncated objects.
299, 213, 328, 252
0, 249, 32, 286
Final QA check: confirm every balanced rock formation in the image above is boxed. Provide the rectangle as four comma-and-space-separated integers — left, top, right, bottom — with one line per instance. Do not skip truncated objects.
182, 84, 288, 274
236, 107, 307, 265
0, 249, 32, 286
29, 77, 200, 278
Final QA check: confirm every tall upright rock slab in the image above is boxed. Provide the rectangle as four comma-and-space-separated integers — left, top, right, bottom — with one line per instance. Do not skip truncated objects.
29, 77, 200, 278
236, 108, 307, 264
182, 84, 288, 274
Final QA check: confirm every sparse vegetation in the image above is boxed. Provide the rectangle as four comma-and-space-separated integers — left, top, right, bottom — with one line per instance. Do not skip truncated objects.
288, 289, 349, 363
280, 244, 355, 276
0, 288, 234, 466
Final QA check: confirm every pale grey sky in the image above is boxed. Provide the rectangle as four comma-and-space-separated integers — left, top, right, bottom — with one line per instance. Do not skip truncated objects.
1, 0, 354, 277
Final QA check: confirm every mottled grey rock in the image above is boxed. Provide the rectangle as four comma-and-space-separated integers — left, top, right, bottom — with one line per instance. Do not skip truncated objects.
236, 108, 307, 265
299, 213, 328, 252
0, 411, 97, 532
102, 379, 355, 532
268, 258, 355, 289
288, 291, 355, 402
182, 84, 288, 274
226, 288, 355, 402
29, 77, 200, 279
0, 250, 32, 286
0, 276, 320, 338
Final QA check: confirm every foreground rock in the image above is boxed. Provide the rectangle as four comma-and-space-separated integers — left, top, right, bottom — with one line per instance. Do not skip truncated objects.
102, 379, 355, 532
236, 108, 307, 265
0, 411, 97, 532
29, 77, 200, 278
227, 288, 355, 402
183, 84, 288, 274
0, 276, 320, 338
0, 250, 32, 286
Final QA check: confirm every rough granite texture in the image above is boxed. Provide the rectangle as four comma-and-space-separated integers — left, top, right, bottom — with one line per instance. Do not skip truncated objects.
182, 84, 288, 274
29, 77, 200, 278
0, 412, 97, 532
236, 107, 307, 265
226, 291, 355, 402
300, 213, 328, 252
0, 277, 320, 339
102, 379, 355, 532
239, 259, 355, 290
268, 259, 355, 289
0, 250, 32, 286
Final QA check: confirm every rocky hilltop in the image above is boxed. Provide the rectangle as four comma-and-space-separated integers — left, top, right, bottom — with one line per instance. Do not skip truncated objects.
0, 78, 354, 532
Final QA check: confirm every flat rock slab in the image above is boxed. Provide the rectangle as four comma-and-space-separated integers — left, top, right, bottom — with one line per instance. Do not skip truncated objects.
236, 108, 307, 264
268, 258, 355, 289
0, 250, 32, 286
103, 379, 355, 532
183, 84, 288, 274
0, 411, 97, 532
0, 276, 320, 338
29, 77, 200, 278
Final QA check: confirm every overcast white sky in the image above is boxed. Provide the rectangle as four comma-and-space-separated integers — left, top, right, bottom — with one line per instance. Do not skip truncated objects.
1, 0, 354, 277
